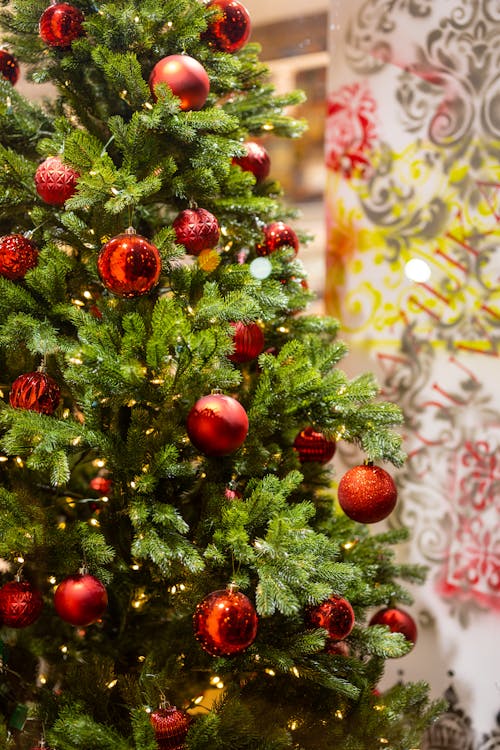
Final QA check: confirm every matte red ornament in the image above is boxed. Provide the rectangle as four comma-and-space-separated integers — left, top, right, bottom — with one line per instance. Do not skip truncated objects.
97, 229, 161, 298
193, 585, 258, 656
229, 321, 264, 363
187, 393, 248, 457
203, 0, 251, 53
232, 141, 270, 182
54, 573, 107, 626
293, 427, 336, 464
256, 221, 299, 257
149, 705, 191, 750
337, 464, 398, 524
89, 476, 112, 495
10, 370, 60, 415
306, 595, 355, 641
149, 54, 210, 111
369, 607, 417, 647
0, 580, 43, 628
173, 208, 220, 255
0, 50, 19, 85
35, 156, 79, 205
39, 2, 85, 47
0, 234, 38, 280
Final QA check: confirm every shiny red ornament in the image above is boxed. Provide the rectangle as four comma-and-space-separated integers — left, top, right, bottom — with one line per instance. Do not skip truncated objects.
0, 580, 43, 628
203, 0, 251, 53
10, 370, 60, 415
149, 54, 210, 111
293, 427, 336, 464
0, 234, 38, 280
337, 464, 398, 524
193, 585, 258, 656
97, 229, 161, 298
256, 221, 299, 257
35, 155, 79, 205
232, 141, 270, 182
89, 476, 112, 494
173, 208, 220, 255
0, 50, 19, 85
229, 321, 264, 363
187, 393, 248, 456
39, 2, 85, 47
306, 595, 355, 641
369, 607, 417, 647
150, 705, 191, 750
54, 573, 107, 626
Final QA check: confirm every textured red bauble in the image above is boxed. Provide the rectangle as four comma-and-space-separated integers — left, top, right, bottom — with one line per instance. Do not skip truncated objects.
0, 234, 38, 280
256, 221, 299, 257
232, 141, 270, 182
97, 230, 161, 298
173, 208, 220, 255
150, 705, 191, 750
149, 54, 210, 111
293, 427, 336, 464
54, 573, 107, 626
187, 393, 248, 456
89, 476, 112, 494
35, 156, 79, 205
193, 585, 258, 656
0, 50, 19, 85
0, 580, 43, 628
337, 464, 398, 524
10, 371, 60, 415
229, 321, 264, 363
39, 2, 85, 47
369, 607, 417, 646
203, 0, 251, 53
306, 595, 355, 641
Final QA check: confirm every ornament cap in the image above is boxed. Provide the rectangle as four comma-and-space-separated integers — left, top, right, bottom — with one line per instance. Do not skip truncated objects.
124, 226, 137, 236
227, 581, 239, 594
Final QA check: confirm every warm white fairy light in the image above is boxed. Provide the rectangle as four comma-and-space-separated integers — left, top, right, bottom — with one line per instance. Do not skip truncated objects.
71, 298, 85, 307
193, 695, 203, 705
83, 290, 93, 299
89, 518, 100, 527
0, 456, 8, 462
335, 710, 343, 720
60, 645, 68, 654
264, 668, 275, 676
16, 556, 24, 564
48, 576, 57, 585
107, 679, 118, 689
137, 655, 145, 662
15, 457, 24, 467
38, 675, 47, 685
94, 459, 106, 467
290, 666, 299, 678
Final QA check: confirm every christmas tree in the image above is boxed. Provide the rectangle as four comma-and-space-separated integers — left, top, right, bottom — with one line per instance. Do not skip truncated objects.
0, 0, 442, 748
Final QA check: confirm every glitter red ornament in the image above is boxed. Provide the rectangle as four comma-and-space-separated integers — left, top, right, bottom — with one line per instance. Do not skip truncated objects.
256, 221, 299, 257
337, 464, 398, 524
39, 2, 85, 47
173, 207, 220, 255
0, 234, 38, 280
193, 584, 258, 656
187, 392, 248, 457
203, 0, 251, 53
369, 607, 417, 648
0, 579, 43, 628
10, 370, 61, 415
35, 155, 79, 205
229, 321, 264, 363
97, 228, 161, 298
54, 572, 108, 626
149, 54, 210, 111
149, 705, 191, 750
232, 141, 270, 182
0, 49, 19, 85
306, 595, 355, 641
293, 427, 336, 464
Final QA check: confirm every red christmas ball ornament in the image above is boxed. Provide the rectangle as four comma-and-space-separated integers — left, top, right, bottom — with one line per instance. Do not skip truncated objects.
293, 427, 336, 464
10, 370, 60, 415
193, 584, 258, 656
256, 221, 299, 257
0, 579, 43, 628
39, 2, 85, 47
224, 485, 242, 500
337, 464, 398, 524
187, 392, 248, 457
173, 207, 220, 255
0, 49, 19, 85
203, 0, 251, 53
54, 572, 108, 626
0, 234, 39, 280
89, 476, 112, 495
325, 639, 350, 656
150, 705, 191, 750
369, 607, 417, 647
306, 595, 355, 641
35, 155, 79, 205
149, 54, 210, 111
229, 321, 264, 363
97, 228, 161, 298
232, 141, 270, 182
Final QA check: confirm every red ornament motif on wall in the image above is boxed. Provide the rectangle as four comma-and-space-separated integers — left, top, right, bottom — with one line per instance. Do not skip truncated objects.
325, 82, 378, 178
